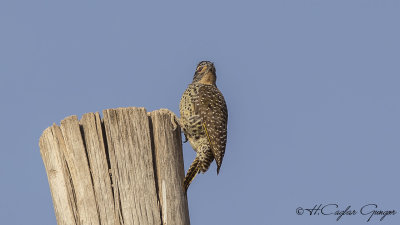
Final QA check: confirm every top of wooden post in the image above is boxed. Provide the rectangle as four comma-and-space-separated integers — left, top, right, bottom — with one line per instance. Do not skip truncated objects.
39, 107, 190, 225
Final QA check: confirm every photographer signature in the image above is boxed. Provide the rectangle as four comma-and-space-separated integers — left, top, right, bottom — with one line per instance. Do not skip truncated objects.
296, 204, 396, 222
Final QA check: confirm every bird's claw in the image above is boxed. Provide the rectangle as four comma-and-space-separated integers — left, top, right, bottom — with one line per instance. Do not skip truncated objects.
169, 112, 181, 131
168, 111, 189, 143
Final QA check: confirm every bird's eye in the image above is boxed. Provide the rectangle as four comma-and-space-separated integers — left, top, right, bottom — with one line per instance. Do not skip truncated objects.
196, 66, 203, 72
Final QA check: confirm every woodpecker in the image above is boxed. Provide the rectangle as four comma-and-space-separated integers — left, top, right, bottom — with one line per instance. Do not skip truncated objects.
179, 61, 228, 191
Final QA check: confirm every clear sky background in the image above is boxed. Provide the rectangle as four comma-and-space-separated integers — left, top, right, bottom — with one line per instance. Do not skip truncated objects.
1, 1, 399, 225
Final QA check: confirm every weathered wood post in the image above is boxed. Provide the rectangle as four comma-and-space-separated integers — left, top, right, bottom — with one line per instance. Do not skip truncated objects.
39, 107, 190, 225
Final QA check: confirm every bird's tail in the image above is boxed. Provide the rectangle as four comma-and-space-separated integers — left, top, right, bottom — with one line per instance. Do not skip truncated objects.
183, 157, 200, 192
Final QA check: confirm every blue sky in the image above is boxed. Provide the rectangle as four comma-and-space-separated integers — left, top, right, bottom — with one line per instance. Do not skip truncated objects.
1, 1, 399, 224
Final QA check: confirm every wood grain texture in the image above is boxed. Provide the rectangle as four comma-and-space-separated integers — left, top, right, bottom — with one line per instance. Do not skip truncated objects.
60, 116, 100, 225
150, 109, 191, 225
103, 107, 161, 225
39, 107, 190, 225
80, 112, 117, 225
39, 125, 78, 225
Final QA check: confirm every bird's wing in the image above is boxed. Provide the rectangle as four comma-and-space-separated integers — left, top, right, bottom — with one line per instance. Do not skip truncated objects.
194, 85, 228, 173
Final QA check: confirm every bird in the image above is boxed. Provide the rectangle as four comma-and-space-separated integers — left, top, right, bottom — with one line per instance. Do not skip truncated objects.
179, 61, 228, 192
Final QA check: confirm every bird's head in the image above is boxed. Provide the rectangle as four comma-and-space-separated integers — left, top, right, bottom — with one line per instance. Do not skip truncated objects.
192, 61, 216, 85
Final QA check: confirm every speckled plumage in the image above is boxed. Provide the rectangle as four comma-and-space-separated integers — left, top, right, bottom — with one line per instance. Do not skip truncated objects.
180, 61, 228, 191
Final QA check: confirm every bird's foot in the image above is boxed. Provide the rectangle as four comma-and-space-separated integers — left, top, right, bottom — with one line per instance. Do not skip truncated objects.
169, 111, 181, 131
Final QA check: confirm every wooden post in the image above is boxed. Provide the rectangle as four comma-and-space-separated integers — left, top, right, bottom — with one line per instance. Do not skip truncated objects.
39, 107, 190, 225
